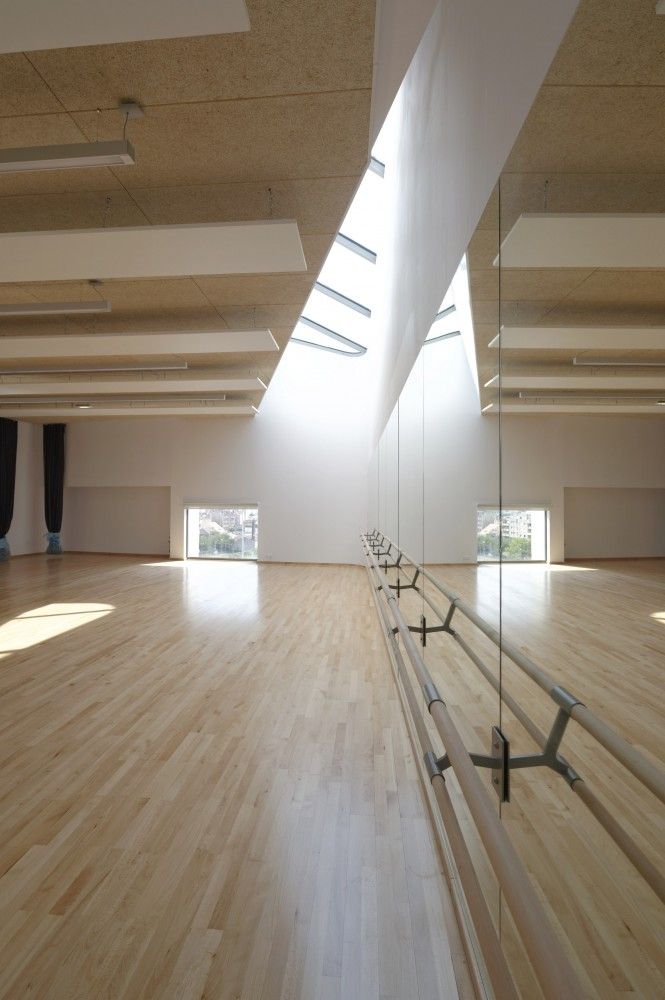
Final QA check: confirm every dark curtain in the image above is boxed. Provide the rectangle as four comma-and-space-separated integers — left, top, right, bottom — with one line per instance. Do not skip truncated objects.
43, 423, 65, 554
0, 418, 18, 560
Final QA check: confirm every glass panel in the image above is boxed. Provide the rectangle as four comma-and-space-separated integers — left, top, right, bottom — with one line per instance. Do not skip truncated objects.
186, 507, 258, 560
494, 6, 665, 993
421, 196, 502, 984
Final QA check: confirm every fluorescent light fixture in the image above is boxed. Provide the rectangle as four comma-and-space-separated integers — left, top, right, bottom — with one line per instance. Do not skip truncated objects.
572, 357, 665, 368
481, 402, 494, 413
494, 327, 665, 351
484, 375, 499, 387
0, 300, 111, 317
75, 403, 91, 409
0, 141, 135, 174
0, 364, 188, 375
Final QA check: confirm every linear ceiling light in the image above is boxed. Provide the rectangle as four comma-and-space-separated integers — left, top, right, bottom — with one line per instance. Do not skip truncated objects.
0, 364, 188, 375
572, 357, 665, 368
0, 141, 135, 174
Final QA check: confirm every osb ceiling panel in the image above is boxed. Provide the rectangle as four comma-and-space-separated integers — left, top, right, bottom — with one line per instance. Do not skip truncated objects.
24, 0, 375, 109
0, 0, 376, 410
466, 0, 665, 411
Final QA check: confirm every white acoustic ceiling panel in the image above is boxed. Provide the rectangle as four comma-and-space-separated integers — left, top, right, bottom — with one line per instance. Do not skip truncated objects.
497, 214, 665, 268
0, 0, 250, 52
499, 403, 665, 415
492, 327, 665, 351
0, 403, 257, 419
0, 376, 266, 396
0, 330, 278, 360
501, 375, 665, 391
0, 222, 306, 283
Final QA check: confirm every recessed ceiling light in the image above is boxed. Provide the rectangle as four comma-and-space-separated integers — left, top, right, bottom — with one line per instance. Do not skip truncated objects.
657, 400, 665, 406
0, 140, 135, 173
75, 403, 92, 409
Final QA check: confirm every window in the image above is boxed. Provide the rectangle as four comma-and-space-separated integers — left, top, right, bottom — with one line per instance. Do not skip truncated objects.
185, 506, 258, 560
477, 507, 548, 562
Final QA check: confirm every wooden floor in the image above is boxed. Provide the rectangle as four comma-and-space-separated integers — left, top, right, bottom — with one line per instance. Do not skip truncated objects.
0, 555, 465, 1000
402, 559, 665, 999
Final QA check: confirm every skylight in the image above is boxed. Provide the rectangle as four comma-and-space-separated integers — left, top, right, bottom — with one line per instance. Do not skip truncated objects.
293, 156, 385, 357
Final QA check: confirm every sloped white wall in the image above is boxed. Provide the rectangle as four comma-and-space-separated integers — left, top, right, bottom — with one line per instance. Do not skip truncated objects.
374, 0, 578, 434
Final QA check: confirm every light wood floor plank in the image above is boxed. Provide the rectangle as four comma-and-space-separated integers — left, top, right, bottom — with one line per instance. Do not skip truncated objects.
0, 555, 462, 1000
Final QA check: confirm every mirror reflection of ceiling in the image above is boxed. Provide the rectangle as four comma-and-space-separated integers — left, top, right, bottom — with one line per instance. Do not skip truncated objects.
0, 0, 376, 419
469, 0, 665, 416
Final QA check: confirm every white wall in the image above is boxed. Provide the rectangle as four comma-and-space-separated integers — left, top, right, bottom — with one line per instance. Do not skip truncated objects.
64, 340, 375, 564
63, 486, 170, 555
564, 488, 665, 560
7, 421, 42, 556
375, 336, 665, 563
373, 0, 578, 433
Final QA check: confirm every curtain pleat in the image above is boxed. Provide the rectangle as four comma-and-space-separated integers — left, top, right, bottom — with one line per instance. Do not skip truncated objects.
43, 423, 65, 554
0, 418, 18, 559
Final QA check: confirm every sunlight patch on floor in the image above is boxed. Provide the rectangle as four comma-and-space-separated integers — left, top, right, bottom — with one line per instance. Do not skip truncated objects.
0, 603, 114, 653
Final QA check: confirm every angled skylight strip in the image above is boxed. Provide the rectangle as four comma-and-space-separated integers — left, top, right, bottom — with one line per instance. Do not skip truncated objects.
293, 317, 366, 357
335, 233, 377, 264
426, 329, 461, 345
314, 282, 371, 318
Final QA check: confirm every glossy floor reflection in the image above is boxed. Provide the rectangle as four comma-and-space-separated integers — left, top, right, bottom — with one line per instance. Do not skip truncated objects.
404, 559, 665, 998
0, 555, 463, 1000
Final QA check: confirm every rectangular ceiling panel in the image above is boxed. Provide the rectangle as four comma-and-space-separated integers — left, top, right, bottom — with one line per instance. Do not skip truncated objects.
500, 375, 665, 391
0, 403, 256, 419
494, 327, 665, 351
0, 0, 250, 52
0, 221, 306, 282
497, 214, 665, 268
0, 376, 265, 396
0, 330, 278, 359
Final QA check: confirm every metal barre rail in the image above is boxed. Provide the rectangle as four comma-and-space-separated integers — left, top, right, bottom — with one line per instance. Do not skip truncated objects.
372, 531, 665, 805
366, 531, 665, 904
362, 534, 583, 1000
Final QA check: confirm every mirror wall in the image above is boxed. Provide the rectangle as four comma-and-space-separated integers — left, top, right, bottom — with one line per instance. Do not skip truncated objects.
371, 26, 664, 986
